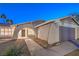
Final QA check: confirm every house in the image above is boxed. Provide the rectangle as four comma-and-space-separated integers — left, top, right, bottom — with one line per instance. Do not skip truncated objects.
0, 16, 79, 46
35, 16, 79, 45
0, 23, 15, 39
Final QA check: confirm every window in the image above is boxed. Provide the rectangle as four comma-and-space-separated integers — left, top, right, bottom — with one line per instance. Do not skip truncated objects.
1, 28, 4, 35
21, 29, 25, 37
5, 28, 8, 32
1, 28, 4, 32
9, 28, 11, 32
5, 32, 8, 35
0, 28, 13, 36
1, 32, 4, 35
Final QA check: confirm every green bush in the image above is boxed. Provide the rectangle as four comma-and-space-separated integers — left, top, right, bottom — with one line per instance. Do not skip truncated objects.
4, 48, 22, 56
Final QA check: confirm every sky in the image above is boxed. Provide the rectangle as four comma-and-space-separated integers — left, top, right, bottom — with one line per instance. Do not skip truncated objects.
0, 3, 79, 24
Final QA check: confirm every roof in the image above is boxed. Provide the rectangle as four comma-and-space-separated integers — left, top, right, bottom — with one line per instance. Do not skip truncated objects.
35, 16, 79, 28
12, 20, 45, 26
35, 20, 54, 28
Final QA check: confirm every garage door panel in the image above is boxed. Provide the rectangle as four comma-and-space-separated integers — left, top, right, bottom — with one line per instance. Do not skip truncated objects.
59, 26, 75, 41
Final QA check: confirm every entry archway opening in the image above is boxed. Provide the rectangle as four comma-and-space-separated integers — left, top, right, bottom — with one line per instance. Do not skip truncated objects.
17, 27, 36, 39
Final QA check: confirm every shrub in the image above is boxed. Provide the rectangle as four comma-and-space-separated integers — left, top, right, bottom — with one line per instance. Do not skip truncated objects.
4, 48, 22, 56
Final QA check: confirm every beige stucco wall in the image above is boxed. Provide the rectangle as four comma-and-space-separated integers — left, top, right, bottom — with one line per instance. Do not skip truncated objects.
48, 23, 59, 44
27, 28, 35, 36
38, 24, 50, 41
37, 22, 59, 44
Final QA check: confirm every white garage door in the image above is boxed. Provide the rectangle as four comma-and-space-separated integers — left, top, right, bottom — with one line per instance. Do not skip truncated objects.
59, 26, 75, 42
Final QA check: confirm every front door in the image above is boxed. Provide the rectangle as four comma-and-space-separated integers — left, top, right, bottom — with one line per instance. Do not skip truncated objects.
21, 29, 25, 37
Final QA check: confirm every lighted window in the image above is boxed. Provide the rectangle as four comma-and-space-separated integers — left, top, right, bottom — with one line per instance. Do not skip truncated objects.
8, 32, 12, 35
8, 28, 11, 32
5, 28, 9, 32
28, 29, 35, 35
1, 32, 4, 35
1, 28, 4, 32
5, 32, 8, 35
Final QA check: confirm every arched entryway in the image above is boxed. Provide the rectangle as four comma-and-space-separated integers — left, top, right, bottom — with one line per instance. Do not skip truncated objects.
13, 23, 38, 39
17, 27, 36, 39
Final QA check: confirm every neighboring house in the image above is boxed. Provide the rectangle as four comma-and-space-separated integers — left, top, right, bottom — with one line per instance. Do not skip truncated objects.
0, 16, 79, 46
0, 20, 45, 39
0, 23, 16, 39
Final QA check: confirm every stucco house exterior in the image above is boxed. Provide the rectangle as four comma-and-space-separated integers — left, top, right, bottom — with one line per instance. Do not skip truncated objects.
0, 16, 79, 46
35, 16, 79, 45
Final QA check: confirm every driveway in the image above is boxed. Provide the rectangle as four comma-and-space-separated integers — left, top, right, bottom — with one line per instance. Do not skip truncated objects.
65, 49, 79, 56
25, 38, 78, 56
0, 38, 77, 56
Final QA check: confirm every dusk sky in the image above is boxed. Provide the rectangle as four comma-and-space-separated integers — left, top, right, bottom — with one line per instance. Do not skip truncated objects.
0, 3, 79, 24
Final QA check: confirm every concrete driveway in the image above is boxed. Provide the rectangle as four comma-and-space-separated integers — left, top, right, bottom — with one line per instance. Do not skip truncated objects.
25, 38, 78, 56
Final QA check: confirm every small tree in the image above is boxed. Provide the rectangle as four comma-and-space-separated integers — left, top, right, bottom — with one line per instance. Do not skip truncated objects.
0, 14, 6, 19
0, 14, 13, 25
6, 19, 13, 25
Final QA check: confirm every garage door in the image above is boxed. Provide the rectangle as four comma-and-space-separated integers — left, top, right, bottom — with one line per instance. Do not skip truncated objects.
59, 26, 75, 42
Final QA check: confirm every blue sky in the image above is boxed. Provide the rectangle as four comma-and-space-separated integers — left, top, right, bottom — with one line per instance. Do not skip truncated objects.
0, 3, 79, 24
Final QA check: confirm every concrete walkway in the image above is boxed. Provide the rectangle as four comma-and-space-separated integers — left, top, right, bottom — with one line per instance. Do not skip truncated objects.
28, 35, 48, 48
25, 38, 78, 56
